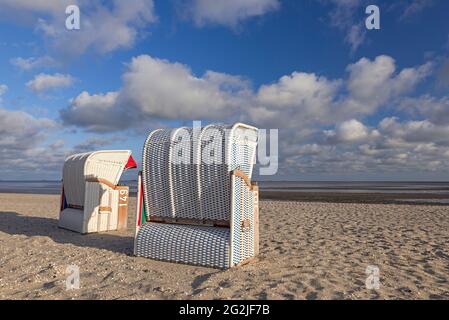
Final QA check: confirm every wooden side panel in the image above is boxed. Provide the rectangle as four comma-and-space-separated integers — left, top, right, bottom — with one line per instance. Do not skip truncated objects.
97, 210, 110, 232
252, 185, 260, 256
116, 186, 129, 231
106, 189, 117, 231
98, 185, 112, 232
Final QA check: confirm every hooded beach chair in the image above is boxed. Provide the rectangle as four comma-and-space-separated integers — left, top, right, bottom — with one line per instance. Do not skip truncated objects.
59, 150, 137, 234
134, 123, 259, 269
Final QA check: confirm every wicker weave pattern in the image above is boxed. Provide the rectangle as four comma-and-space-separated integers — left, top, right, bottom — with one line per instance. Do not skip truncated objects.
198, 124, 231, 221
231, 178, 256, 265
143, 124, 257, 222
135, 222, 230, 269
228, 127, 258, 178
170, 128, 201, 219
231, 176, 242, 265
248, 187, 255, 258
143, 129, 173, 218
229, 127, 257, 265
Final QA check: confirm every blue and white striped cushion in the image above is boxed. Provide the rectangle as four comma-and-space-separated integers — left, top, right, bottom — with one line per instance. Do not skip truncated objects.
135, 223, 230, 269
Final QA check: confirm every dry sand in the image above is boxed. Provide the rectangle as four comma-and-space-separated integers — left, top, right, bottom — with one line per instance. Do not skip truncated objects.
0, 193, 448, 300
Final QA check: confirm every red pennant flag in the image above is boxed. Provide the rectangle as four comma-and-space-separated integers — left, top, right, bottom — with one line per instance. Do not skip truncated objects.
125, 155, 137, 169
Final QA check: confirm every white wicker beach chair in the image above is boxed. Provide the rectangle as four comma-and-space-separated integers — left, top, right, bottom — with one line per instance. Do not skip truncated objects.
59, 150, 137, 234
134, 123, 259, 269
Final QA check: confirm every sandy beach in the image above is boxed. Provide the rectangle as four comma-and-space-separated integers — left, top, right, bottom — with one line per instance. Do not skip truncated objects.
0, 193, 448, 300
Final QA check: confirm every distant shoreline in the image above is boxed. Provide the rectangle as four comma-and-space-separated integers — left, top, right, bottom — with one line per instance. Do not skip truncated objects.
1, 190, 448, 205
261, 191, 449, 205
1, 180, 449, 205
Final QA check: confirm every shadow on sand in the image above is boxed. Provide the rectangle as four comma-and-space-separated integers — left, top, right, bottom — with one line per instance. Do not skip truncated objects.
0, 211, 134, 254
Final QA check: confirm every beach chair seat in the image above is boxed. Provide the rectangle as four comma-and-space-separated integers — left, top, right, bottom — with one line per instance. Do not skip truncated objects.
59, 150, 137, 234
135, 223, 230, 268
134, 123, 259, 269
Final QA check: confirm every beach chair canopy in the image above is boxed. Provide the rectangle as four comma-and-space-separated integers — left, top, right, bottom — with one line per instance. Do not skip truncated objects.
135, 123, 259, 268
62, 150, 136, 208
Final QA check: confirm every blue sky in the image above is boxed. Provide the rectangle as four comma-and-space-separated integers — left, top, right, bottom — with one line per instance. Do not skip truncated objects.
1, 0, 449, 181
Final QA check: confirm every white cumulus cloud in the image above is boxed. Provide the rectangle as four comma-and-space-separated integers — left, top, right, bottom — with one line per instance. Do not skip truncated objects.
182, 0, 280, 28
0, 0, 157, 57
27, 73, 75, 93
325, 119, 372, 143
61, 55, 251, 131
10, 56, 58, 71
342, 55, 432, 115
60, 54, 433, 135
